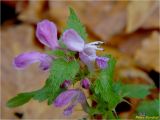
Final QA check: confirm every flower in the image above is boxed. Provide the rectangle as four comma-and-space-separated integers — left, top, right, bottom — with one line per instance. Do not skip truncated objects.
62, 29, 104, 71
13, 52, 52, 70
54, 89, 87, 116
60, 80, 71, 89
81, 78, 90, 89
36, 19, 59, 49
62, 29, 85, 52
96, 57, 110, 69
13, 20, 59, 70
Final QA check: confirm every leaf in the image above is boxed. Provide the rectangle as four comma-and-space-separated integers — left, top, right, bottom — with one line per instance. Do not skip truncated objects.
47, 49, 65, 58
46, 58, 80, 104
107, 111, 117, 119
7, 58, 80, 107
127, 1, 158, 33
66, 7, 87, 40
6, 92, 34, 108
121, 84, 153, 98
113, 81, 153, 99
137, 99, 159, 116
94, 57, 121, 109
134, 31, 160, 72
33, 85, 50, 102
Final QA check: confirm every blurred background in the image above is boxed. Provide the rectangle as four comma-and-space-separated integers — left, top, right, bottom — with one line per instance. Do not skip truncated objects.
1, 0, 159, 119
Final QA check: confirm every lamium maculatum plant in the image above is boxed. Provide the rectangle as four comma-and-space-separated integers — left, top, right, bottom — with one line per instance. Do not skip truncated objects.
7, 7, 155, 119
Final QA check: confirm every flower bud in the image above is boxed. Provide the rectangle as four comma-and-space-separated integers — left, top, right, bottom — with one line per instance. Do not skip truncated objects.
81, 78, 90, 89
60, 80, 71, 89
96, 57, 109, 69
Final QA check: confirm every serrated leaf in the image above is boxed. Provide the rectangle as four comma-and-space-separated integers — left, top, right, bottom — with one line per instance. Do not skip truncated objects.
121, 84, 153, 98
66, 7, 87, 40
46, 58, 80, 104
137, 99, 159, 116
6, 92, 34, 108
113, 82, 153, 99
7, 58, 80, 107
94, 57, 121, 109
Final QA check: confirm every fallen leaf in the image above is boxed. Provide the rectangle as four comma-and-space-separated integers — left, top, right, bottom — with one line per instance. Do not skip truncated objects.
134, 31, 160, 73
141, 5, 160, 29
17, 0, 45, 23
48, 1, 127, 41
126, 0, 158, 33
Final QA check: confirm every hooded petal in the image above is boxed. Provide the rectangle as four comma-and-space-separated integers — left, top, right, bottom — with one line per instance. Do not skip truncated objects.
13, 52, 52, 70
54, 89, 79, 107
36, 20, 59, 49
62, 29, 85, 52
54, 89, 88, 116
80, 41, 104, 71
79, 52, 96, 72
96, 57, 109, 69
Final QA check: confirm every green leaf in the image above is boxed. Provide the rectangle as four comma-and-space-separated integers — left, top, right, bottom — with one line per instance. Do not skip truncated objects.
46, 58, 80, 104
121, 84, 153, 98
137, 99, 159, 116
6, 92, 34, 108
33, 85, 50, 102
7, 58, 80, 107
47, 49, 65, 58
113, 81, 153, 99
66, 7, 87, 40
94, 57, 121, 109
107, 111, 117, 119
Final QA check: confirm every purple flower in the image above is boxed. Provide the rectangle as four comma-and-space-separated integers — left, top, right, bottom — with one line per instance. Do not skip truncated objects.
96, 57, 110, 69
13, 52, 52, 71
54, 89, 87, 116
36, 19, 59, 49
60, 80, 71, 88
62, 29, 85, 52
81, 78, 90, 89
62, 29, 104, 71
64, 104, 74, 116
79, 52, 96, 71
13, 20, 61, 71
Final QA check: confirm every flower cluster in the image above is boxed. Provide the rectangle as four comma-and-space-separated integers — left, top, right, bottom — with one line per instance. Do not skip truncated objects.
13, 20, 109, 116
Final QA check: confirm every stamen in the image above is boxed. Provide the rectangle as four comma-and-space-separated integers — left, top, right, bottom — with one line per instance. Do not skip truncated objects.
96, 48, 104, 51
87, 41, 104, 45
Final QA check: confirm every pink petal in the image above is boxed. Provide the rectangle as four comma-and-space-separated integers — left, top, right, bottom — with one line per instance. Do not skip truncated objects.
79, 52, 96, 72
96, 57, 109, 69
63, 104, 75, 116
62, 29, 85, 52
13, 52, 52, 71
36, 20, 59, 49
54, 89, 87, 116
54, 89, 79, 107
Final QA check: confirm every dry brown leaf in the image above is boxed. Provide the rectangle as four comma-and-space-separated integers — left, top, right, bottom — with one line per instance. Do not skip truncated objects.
118, 68, 153, 84
17, 0, 45, 23
134, 31, 160, 73
115, 31, 151, 57
49, 1, 127, 41
142, 5, 160, 29
126, 0, 158, 33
